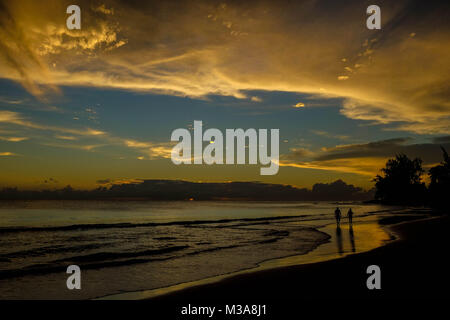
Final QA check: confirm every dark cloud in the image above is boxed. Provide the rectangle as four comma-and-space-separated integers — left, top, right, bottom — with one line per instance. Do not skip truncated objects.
280, 138, 450, 178
315, 138, 449, 164
96, 179, 112, 184
281, 148, 313, 161
43, 177, 58, 184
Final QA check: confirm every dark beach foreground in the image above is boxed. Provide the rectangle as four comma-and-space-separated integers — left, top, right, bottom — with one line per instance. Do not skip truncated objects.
150, 214, 450, 301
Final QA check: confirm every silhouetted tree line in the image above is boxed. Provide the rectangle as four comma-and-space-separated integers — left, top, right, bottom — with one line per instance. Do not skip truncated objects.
374, 147, 449, 208
0, 179, 373, 201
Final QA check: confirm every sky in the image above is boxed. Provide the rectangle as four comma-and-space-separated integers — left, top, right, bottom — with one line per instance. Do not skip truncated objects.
0, 0, 449, 190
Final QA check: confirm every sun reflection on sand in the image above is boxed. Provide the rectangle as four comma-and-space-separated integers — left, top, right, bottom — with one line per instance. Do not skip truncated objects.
257, 215, 392, 269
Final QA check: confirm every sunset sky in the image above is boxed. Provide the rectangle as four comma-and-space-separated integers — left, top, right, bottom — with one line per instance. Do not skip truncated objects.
0, 0, 449, 190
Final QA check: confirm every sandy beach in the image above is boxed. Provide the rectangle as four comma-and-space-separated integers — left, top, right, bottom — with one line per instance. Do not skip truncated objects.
1, 203, 447, 301
147, 212, 449, 301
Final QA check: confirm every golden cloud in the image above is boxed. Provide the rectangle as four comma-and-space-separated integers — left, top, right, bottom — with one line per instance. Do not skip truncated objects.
279, 157, 387, 177
251, 96, 262, 102
0, 151, 16, 156
0, 0, 449, 133
0, 110, 107, 136
0, 136, 28, 142
54, 135, 78, 141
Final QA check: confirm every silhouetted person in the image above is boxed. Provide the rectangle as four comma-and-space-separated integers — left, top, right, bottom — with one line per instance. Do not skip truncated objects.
334, 207, 341, 226
347, 208, 354, 225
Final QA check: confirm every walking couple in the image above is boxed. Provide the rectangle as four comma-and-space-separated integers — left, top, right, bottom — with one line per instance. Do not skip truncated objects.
334, 207, 353, 225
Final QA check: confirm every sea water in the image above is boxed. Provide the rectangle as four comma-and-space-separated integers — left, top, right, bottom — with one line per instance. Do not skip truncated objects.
0, 201, 394, 299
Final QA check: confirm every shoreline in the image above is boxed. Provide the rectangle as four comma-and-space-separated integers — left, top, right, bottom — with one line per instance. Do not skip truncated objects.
146, 213, 448, 300
99, 210, 434, 300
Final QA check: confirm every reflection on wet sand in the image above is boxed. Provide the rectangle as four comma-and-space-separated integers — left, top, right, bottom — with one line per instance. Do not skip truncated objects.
335, 224, 358, 255
336, 226, 344, 255
349, 225, 356, 252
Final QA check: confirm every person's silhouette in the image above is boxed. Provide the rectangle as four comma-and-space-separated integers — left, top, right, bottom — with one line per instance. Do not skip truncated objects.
347, 208, 354, 225
334, 207, 341, 226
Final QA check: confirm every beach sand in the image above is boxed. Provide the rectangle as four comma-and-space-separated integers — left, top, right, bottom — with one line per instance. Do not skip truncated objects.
147, 213, 449, 301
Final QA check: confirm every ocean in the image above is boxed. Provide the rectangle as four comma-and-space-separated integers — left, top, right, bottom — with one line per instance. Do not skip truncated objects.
0, 200, 394, 299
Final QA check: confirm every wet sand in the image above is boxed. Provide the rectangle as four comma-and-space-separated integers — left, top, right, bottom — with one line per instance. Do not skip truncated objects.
148, 213, 449, 300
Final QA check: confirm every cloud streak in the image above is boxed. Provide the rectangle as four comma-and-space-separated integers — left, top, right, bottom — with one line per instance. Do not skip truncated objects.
0, 151, 16, 156
0, 136, 28, 142
0, 110, 106, 137
281, 137, 450, 177
0, 110, 173, 159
